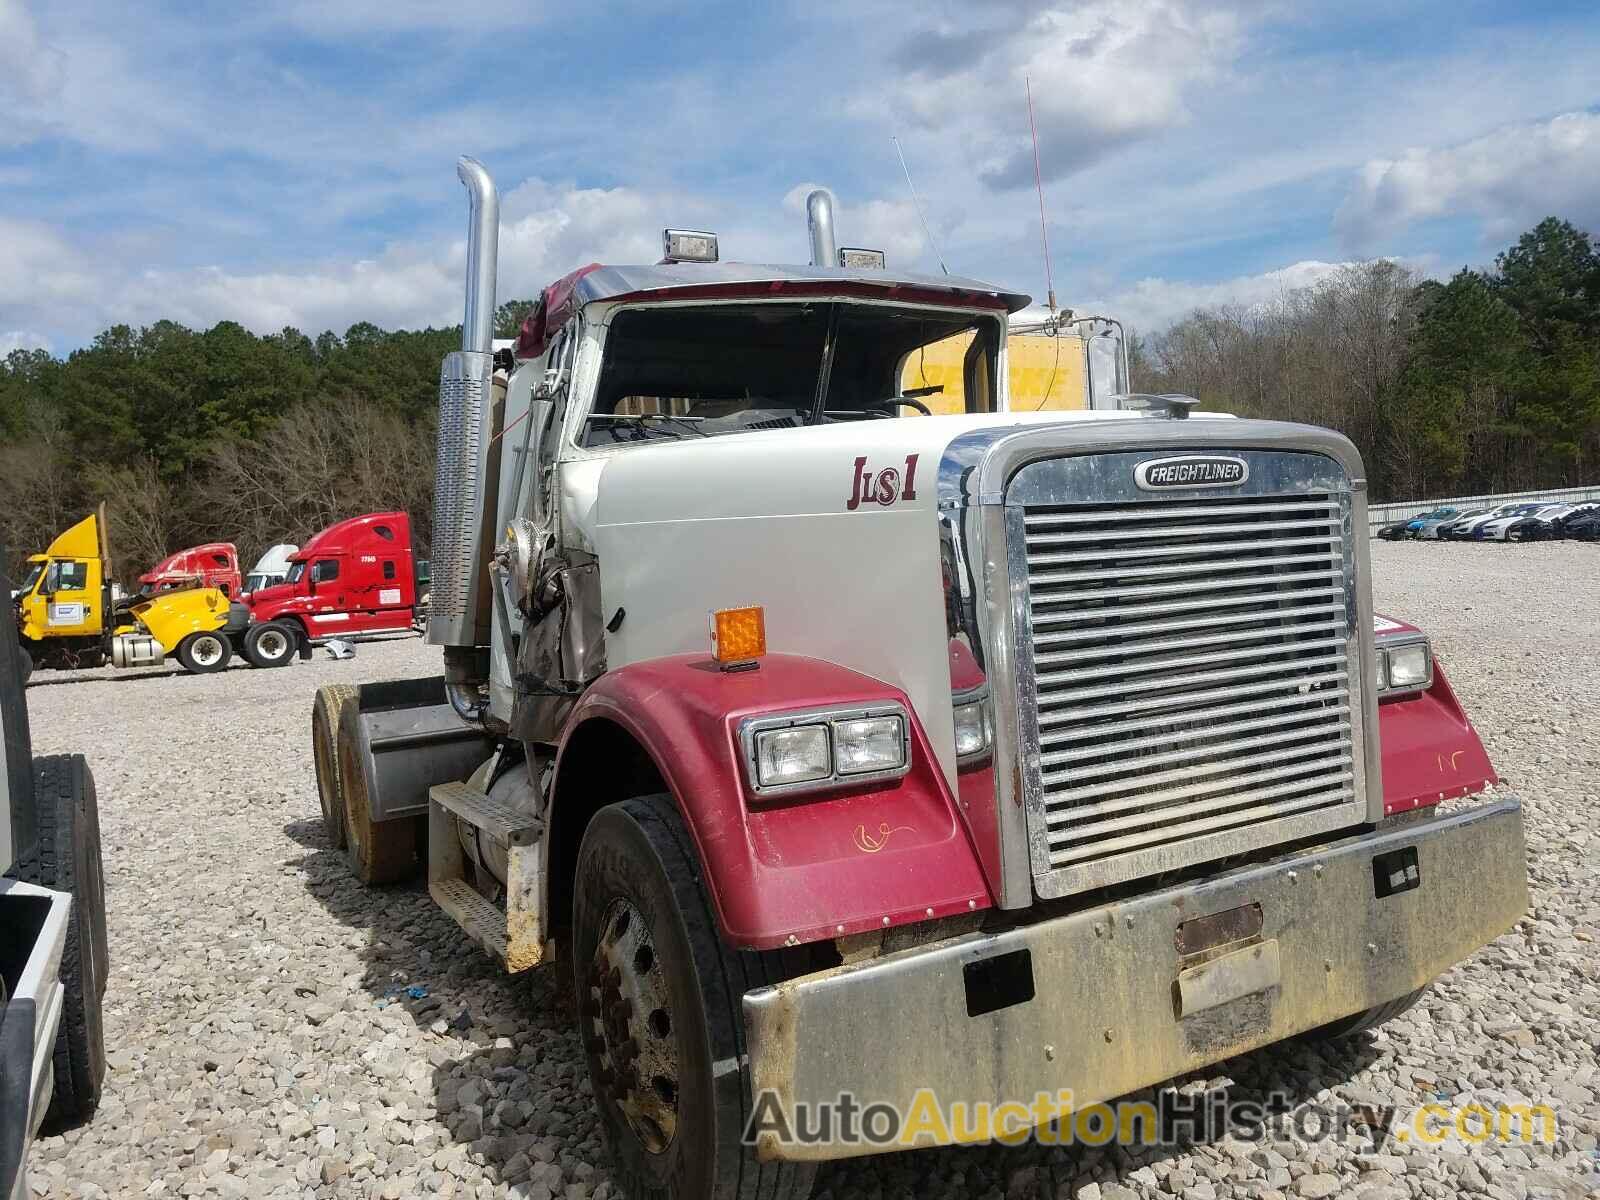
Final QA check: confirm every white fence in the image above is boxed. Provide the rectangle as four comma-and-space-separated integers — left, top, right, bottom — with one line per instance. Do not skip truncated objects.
1367, 485, 1600, 534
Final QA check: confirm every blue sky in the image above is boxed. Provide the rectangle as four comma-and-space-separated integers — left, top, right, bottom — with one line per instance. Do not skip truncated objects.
2, 0, 1598, 355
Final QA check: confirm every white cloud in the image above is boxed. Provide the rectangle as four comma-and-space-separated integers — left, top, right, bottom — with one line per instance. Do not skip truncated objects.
1086, 260, 1355, 334
0, 0, 64, 104
1335, 111, 1600, 251
0, 178, 771, 342
1, 330, 51, 355
877, 1, 1249, 188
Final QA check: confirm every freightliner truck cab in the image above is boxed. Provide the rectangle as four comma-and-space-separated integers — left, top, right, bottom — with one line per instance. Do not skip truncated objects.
312, 160, 1528, 1200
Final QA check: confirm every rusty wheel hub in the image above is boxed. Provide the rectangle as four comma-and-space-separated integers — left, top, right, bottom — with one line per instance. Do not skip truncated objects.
587, 899, 680, 1154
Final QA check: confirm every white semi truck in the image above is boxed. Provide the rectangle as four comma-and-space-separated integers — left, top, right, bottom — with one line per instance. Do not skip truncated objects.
313, 159, 1526, 1200
0, 558, 108, 1199
242, 544, 298, 596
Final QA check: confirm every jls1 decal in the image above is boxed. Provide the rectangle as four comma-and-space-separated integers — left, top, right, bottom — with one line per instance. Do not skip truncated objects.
847, 454, 920, 511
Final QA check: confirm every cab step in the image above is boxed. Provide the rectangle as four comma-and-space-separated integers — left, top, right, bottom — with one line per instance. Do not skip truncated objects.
429, 780, 542, 843
427, 780, 547, 974
429, 878, 508, 961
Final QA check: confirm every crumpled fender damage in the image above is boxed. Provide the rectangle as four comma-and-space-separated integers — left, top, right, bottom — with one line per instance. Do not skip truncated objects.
554, 653, 994, 951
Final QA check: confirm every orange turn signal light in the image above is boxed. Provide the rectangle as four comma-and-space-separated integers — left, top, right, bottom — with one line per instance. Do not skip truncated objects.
711, 605, 766, 666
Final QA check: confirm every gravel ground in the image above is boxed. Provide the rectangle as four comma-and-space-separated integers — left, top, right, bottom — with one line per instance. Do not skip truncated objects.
21, 541, 1600, 1200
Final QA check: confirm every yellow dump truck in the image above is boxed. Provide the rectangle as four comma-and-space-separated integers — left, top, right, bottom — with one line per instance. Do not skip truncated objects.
11, 509, 255, 682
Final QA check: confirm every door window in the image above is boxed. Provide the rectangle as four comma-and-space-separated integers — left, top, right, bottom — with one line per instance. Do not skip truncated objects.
312, 560, 340, 583
47, 560, 89, 591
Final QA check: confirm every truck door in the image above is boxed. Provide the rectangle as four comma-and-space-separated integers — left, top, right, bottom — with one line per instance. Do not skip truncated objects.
306, 558, 355, 636
40, 559, 100, 638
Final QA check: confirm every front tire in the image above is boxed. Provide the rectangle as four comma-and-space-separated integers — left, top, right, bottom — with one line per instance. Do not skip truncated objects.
5, 756, 108, 1127
1301, 986, 1428, 1042
242, 620, 297, 668
312, 683, 358, 849
573, 795, 815, 1200
176, 630, 231, 674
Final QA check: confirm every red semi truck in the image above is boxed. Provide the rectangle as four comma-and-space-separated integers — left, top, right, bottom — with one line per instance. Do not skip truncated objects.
137, 543, 242, 598
245, 512, 419, 650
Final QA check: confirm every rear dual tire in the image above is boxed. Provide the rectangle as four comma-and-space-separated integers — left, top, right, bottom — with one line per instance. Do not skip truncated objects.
311, 684, 358, 849
335, 700, 422, 884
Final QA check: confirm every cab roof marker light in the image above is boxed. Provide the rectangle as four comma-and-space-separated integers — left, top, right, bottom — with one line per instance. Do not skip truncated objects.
838, 247, 886, 269
662, 229, 719, 264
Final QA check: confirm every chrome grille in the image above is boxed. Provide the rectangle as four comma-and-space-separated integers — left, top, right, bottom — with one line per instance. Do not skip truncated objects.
1018, 486, 1360, 895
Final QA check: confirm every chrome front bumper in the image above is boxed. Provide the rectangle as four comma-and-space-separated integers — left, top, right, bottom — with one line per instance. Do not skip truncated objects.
743, 799, 1527, 1161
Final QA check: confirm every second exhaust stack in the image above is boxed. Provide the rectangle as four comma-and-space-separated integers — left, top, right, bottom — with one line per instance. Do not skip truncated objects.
806, 189, 837, 268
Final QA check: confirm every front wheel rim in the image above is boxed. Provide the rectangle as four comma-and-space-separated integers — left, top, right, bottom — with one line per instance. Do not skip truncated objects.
586, 898, 680, 1154
192, 636, 224, 666
258, 629, 289, 660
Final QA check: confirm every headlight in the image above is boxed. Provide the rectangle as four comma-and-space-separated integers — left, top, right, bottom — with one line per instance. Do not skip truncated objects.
1386, 643, 1430, 689
952, 696, 992, 760
753, 725, 831, 788
834, 715, 907, 775
741, 703, 912, 797
1377, 638, 1432, 696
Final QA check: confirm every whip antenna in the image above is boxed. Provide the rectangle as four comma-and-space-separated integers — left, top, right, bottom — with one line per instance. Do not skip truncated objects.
893, 135, 949, 276
1026, 75, 1057, 312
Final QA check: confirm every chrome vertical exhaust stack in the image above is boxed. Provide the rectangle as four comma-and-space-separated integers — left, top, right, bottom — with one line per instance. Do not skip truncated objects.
458, 157, 499, 355
806, 189, 837, 268
430, 157, 502, 669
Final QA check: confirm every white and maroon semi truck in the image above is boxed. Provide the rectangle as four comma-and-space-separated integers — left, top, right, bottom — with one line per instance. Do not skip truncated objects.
313, 160, 1528, 1200
0, 555, 108, 1199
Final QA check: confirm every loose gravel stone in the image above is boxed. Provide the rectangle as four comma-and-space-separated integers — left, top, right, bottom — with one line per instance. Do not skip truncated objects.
20, 542, 1600, 1197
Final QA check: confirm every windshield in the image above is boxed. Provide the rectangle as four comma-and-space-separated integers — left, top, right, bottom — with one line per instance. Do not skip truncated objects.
579, 302, 999, 448
286, 562, 306, 584
17, 561, 45, 595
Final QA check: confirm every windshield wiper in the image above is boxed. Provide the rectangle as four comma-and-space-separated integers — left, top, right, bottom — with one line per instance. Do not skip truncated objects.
585, 414, 711, 439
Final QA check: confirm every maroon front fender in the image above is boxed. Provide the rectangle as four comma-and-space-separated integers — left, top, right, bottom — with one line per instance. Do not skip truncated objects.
1377, 660, 1498, 815
554, 653, 994, 951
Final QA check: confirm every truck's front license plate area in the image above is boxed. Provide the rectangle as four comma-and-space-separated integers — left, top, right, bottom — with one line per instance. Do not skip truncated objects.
1176, 939, 1282, 1017
743, 799, 1528, 1162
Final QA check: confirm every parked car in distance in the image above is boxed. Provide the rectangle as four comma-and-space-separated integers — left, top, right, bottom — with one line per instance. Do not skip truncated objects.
1551, 501, 1600, 537
1406, 506, 1460, 536
1416, 507, 1485, 539
1560, 505, 1600, 540
1469, 503, 1547, 540
1439, 504, 1526, 541
1480, 503, 1571, 541
1376, 517, 1419, 540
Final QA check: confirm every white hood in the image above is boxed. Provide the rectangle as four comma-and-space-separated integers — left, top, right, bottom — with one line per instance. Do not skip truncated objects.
586, 409, 1160, 783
